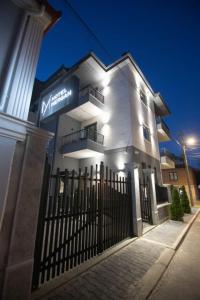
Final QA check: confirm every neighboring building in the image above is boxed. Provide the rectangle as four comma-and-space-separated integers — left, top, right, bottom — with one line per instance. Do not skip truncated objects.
30, 52, 171, 223
161, 151, 200, 202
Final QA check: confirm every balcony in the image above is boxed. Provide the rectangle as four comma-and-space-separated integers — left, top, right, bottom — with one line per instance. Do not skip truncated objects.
66, 86, 105, 121
61, 128, 104, 159
157, 117, 171, 142
160, 148, 175, 169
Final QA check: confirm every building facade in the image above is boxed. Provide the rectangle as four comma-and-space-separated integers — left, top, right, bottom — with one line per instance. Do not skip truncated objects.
30, 52, 171, 188
162, 165, 200, 203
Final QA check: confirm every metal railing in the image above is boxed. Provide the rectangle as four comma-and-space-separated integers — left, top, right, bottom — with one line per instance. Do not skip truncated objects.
156, 117, 170, 136
79, 86, 104, 104
160, 148, 175, 160
62, 128, 104, 146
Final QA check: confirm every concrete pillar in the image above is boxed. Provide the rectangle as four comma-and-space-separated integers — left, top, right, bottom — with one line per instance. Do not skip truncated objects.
126, 163, 143, 237
149, 171, 159, 225
0, 112, 54, 300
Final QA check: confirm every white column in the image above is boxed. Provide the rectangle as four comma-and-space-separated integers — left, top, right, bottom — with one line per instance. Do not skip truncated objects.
150, 171, 159, 225
0, 0, 53, 120
126, 163, 143, 236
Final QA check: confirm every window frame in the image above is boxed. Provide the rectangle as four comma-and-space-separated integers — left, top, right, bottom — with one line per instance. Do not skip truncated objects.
169, 171, 178, 181
143, 124, 151, 142
140, 90, 148, 107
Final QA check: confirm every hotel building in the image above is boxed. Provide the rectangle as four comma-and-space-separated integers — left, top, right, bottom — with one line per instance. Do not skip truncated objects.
30, 52, 171, 225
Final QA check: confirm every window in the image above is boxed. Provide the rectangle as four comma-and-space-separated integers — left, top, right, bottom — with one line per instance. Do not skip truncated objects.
143, 125, 151, 142
140, 90, 147, 106
169, 172, 178, 181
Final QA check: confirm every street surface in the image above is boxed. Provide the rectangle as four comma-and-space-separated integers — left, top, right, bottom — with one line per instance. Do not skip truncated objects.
149, 213, 200, 300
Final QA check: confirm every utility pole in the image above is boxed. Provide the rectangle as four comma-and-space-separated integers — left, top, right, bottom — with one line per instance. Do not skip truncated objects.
179, 134, 194, 206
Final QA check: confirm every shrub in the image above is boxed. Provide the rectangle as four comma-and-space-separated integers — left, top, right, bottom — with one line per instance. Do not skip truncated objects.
170, 187, 184, 221
180, 186, 191, 214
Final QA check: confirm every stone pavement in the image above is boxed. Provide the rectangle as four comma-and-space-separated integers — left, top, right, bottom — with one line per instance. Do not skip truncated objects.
33, 208, 199, 300
149, 212, 200, 300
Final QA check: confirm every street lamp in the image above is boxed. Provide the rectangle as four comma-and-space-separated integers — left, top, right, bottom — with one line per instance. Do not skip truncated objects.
180, 135, 197, 206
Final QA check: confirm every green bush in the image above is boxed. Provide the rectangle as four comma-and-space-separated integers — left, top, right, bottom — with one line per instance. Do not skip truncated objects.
180, 186, 191, 214
170, 187, 184, 221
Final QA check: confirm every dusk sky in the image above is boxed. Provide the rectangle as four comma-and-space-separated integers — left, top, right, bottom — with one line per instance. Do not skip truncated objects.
36, 0, 200, 166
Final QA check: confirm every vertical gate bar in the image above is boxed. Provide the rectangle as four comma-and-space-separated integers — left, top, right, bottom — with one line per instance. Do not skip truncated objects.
74, 169, 81, 267
57, 191, 63, 276
113, 172, 117, 244
103, 182, 106, 250
89, 165, 93, 258
46, 168, 60, 281
69, 170, 75, 269
119, 176, 123, 241
81, 167, 87, 262
41, 194, 52, 284
97, 162, 104, 254
32, 156, 51, 289
61, 169, 69, 273
94, 164, 98, 255
78, 189, 83, 264
66, 173, 73, 271
116, 174, 119, 243
52, 171, 61, 279
122, 178, 125, 239
105, 166, 108, 249
110, 169, 114, 247
91, 185, 95, 257
85, 187, 90, 260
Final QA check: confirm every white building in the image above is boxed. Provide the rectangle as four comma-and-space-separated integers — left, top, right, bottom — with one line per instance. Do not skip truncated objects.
30, 52, 171, 224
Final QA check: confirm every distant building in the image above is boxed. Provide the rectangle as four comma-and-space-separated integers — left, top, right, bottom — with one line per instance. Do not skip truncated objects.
161, 152, 200, 202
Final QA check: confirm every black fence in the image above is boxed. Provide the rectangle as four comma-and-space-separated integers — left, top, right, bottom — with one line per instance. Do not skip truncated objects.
156, 184, 169, 204
32, 161, 133, 289
140, 175, 152, 224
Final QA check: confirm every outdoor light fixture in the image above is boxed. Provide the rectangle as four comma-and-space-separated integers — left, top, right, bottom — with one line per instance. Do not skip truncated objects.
185, 137, 196, 146
102, 76, 110, 87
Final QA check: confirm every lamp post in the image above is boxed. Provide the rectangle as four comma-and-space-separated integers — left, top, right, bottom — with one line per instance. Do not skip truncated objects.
179, 135, 196, 206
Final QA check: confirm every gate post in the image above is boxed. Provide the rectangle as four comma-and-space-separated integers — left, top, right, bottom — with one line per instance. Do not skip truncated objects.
149, 170, 159, 225
125, 163, 143, 237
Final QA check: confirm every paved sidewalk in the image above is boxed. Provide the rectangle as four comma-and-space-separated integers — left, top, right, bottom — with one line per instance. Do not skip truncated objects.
33, 208, 199, 300
149, 212, 200, 300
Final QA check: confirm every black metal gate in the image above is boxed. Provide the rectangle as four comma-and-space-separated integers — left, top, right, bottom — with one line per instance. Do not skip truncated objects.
140, 174, 152, 224
32, 160, 133, 289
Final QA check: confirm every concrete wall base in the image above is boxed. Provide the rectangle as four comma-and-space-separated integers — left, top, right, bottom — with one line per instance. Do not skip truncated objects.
0, 113, 53, 300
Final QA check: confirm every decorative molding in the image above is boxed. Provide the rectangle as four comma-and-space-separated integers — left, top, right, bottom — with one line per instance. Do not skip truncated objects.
0, 112, 54, 142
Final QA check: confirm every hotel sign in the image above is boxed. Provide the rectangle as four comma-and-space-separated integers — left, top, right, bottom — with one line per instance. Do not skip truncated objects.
40, 76, 79, 121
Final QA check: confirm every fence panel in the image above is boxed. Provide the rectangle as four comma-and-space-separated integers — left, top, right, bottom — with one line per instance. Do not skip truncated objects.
32, 161, 132, 289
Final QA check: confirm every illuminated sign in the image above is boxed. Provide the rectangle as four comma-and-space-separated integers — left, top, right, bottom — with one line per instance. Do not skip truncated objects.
41, 88, 72, 117
40, 76, 79, 121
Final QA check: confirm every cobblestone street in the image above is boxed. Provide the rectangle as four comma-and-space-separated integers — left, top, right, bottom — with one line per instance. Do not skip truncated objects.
33, 208, 199, 300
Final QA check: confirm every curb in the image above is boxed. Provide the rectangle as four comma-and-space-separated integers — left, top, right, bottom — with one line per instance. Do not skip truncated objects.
130, 208, 200, 300
172, 208, 200, 250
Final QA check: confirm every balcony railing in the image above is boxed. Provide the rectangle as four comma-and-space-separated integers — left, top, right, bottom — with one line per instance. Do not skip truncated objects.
62, 128, 104, 146
156, 117, 170, 136
160, 148, 175, 160
79, 86, 104, 104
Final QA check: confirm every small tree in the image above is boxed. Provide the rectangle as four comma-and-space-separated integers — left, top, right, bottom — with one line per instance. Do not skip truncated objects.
180, 186, 191, 214
170, 187, 184, 221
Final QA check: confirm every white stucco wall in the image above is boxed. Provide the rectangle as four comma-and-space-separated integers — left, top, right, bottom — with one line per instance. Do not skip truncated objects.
80, 62, 160, 161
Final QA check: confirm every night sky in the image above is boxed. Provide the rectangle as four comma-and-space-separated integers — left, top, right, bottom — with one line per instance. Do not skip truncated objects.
36, 0, 200, 166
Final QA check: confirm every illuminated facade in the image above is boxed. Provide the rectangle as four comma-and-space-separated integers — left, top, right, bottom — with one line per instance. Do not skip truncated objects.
30, 52, 171, 185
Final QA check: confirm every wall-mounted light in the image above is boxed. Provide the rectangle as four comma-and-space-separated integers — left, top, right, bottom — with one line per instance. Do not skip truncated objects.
102, 86, 110, 96
102, 76, 110, 87
102, 111, 110, 124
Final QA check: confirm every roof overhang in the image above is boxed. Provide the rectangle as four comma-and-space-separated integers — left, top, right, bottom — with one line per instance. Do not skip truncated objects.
154, 93, 171, 117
